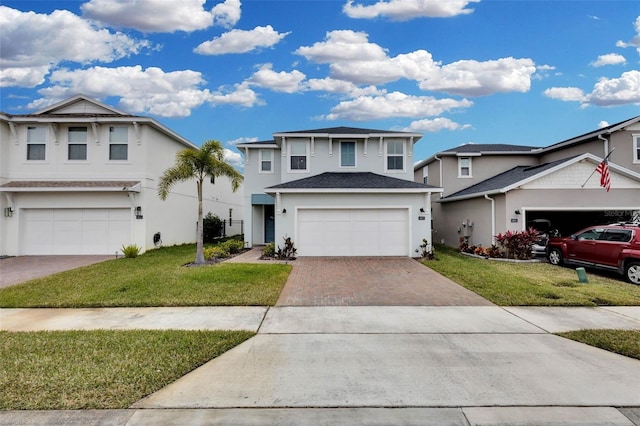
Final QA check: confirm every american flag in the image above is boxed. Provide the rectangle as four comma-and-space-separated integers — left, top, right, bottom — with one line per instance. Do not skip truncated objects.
596, 159, 610, 192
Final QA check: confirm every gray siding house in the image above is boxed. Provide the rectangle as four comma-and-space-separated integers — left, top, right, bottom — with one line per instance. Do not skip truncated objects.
414, 116, 640, 249
237, 127, 442, 257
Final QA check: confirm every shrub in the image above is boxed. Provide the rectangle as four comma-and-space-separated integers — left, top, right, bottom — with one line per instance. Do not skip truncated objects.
495, 228, 539, 260
203, 212, 223, 243
262, 242, 275, 258
203, 246, 229, 260
121, 244, 141, 258
221, 239, 244, 254
276, 236, 297, 260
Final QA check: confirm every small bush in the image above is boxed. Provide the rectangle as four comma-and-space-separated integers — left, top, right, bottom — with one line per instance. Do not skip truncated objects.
221, 239, 244, 254
121, 244, 141, 258
203, 212, 223, 243
262, 242, 275, 258
203, 246, 229, 260
276, 236, 297, 260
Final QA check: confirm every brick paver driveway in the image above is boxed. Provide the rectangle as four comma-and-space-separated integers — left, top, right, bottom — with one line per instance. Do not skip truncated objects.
276, 257, 493, 306
0, 255, 113, 289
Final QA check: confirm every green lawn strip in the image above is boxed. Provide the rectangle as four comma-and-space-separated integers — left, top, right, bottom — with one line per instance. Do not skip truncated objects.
557, 329, 640, 360
0, 244, 291, 308
0, 329, 254, 410
423, 244, 640, 306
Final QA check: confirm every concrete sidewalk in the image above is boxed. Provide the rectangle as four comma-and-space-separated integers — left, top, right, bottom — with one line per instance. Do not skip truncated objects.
1, 305, 640, 425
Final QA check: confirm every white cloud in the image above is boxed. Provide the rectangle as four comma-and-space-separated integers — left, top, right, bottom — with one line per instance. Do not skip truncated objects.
296, 30, 536, 96
544, 70, 640, 107
590, 53, 626, 67
223, 148, 244, 169
27, 65, 260, 117
306, 78, 386, 97
194, 25, 290, 55
246, 64, 306, 93
598, 121, 609, 128
229, 136, 259, 145
543, 87, 586, 102
0, 6, 149, 87
616, 16, 640, 55
343, 0, 479, 20
419, 57, 537, 96
81, 0, 241, 32
406, 117, 471, 132
588, 70, 640, 106
323, 91, 473, 121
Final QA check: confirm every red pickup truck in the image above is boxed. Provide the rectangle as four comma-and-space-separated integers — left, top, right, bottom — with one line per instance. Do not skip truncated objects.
547, 223, 640, 285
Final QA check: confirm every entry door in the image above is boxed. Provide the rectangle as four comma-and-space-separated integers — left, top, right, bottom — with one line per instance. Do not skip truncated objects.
264, 205, 275, 243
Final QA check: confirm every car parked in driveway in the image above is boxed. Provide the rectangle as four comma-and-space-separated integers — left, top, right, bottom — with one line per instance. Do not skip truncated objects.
547, 223, 640, 285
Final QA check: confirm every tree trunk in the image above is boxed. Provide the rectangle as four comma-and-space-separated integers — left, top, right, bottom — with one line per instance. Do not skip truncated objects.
195, 179, 205, 265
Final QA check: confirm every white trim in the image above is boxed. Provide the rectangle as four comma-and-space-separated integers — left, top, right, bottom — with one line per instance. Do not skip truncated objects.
258, 149, 274, 174
287, 140, 310, 173
384, 140, 406, 173
458, 157, 472, 178
633, 134, 640, 164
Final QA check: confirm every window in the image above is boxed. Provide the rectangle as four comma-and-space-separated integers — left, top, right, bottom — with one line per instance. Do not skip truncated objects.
386, 141, 404, 171
422, 166, 428, 184
458, 157, 471, 177
634, 134, 640, 164
109, 126, 128, 160
340, 141, 356, 167
26, 126, 46, 160
600, 229, 632, 242
68, 127, 87, 160
289, 141, 308, 171
260, 149, 273, 173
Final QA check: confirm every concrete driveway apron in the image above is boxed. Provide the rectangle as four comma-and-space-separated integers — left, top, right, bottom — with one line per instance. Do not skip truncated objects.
134, 257, 640, 424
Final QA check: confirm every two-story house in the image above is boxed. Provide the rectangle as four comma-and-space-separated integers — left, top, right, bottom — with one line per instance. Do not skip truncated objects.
237, 127, 442, 257
414, 116, 640, 248
0, 95, 243, 256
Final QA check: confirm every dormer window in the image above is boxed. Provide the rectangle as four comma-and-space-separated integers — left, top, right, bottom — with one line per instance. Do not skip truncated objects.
26, 126, 46, 160
288, 141, 308, 172
458, 157, 472, 177
385, 140, 404, 172
340, 141, 356, 167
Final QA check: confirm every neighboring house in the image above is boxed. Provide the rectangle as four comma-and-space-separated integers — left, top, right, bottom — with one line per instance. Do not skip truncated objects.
237, 127, 442, 257
0, 95, 243, 256
414, 116, 640, 248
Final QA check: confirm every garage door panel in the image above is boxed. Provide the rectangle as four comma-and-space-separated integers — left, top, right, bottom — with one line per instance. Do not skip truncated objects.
297, 208, 408, 257
23, 208, 131, 255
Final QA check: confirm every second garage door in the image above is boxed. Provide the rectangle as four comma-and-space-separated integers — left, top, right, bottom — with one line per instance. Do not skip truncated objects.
297, 208, 409, 256
22, 208, 132, 255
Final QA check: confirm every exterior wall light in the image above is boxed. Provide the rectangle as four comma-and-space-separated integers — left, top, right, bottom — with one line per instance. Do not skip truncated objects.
4, 207, 14, 217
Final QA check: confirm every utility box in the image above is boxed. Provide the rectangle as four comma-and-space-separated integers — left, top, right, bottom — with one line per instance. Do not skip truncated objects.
576, 267, 589, 283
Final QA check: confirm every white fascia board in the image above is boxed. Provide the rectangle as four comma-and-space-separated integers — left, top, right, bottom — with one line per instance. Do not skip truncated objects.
264, 187, 442, 194
236, 143, 279, 148
273, 132, 423, 140
34, 94, 128, 115
437, 189, 503, 203
0, 187, 140, 193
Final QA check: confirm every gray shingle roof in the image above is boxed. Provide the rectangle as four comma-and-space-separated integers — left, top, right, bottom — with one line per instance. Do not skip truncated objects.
267, 172, 439, 190
0, 180, 140, 189
440, 156, 577, 201
275, 126, 405, 135
442, 143, 539, 154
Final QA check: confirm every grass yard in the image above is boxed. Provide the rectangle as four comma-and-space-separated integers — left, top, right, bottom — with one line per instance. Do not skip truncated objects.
0, 329, 254, 410
424, 244, 640, 306
0, 244, 291, 308
557, 329, 640, 361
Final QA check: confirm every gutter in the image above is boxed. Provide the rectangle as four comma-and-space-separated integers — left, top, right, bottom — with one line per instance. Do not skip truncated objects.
598, 133, 609, 157
485, 194, 496, 244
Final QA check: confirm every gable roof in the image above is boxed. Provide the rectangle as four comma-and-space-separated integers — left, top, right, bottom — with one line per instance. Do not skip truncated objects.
438, 153, 640, 203
265, 172, 441, 193
34, 94, 129, 116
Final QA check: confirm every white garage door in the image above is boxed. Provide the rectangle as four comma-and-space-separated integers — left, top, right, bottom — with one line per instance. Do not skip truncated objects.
22, 208, 131, 255
297, 208, 409, 256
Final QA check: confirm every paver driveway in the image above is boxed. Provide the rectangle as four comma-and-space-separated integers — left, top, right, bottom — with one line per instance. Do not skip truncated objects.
276, 257, 493, 306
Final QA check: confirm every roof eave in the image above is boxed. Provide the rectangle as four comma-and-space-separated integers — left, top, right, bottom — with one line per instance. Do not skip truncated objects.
265, 187, 442, 194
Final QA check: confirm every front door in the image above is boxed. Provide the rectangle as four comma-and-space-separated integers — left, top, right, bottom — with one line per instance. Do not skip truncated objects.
264, 205, 275, 243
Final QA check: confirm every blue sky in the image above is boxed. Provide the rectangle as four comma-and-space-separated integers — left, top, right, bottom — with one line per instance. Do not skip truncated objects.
1, 0, 639, 169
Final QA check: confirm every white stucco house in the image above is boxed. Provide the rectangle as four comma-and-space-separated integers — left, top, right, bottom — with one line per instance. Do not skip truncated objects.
0, 95, 243, 256
237, 127, 442, 257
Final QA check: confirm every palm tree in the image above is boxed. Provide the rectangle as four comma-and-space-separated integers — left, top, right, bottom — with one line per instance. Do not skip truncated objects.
158, 140, 243, 265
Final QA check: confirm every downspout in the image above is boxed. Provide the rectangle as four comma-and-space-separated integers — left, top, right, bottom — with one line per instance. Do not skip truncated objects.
598, 134, 609, 157
434, 155, 443, 196
484, 194, 495, 244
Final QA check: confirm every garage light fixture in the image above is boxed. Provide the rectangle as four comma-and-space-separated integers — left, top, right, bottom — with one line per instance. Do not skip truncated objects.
135, 206, 143, 219
281, 208, 287, 214
419, 207, 425, 213
514, 210, 521, 215
4, 207, 13, 217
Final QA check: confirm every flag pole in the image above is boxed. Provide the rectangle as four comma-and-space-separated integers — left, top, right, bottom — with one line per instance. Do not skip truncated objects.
581, 147, 615, 188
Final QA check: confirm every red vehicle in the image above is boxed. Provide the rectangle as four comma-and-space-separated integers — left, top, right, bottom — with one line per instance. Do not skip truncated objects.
546, 223, 640, 285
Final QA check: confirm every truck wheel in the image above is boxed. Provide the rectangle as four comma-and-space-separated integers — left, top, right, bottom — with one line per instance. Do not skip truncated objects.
548, 248, 563, 266
625, 262, 640, 285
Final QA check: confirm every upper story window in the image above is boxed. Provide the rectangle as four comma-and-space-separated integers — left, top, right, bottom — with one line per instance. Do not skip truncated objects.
422, 166, 428, 184
109, 126, 128, 161
289, 141, 308, 172
68, 126, 87, 160
260, 149, 273, 173
633, 134, 640, 164
340, 141, 356, 167
385, 140, 404, 171
26, 126, 46, 161
458, 157, 472, 177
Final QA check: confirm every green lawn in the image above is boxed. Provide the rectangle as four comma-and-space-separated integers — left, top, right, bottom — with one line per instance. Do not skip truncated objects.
0, 244, 291, 308
0, 329, 254, 409
423, 244, 640, 306
557, 329, 640, 360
